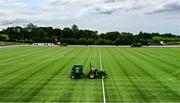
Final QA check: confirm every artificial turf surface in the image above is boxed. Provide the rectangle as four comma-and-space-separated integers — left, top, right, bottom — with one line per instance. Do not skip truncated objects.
0, 46, 180, 102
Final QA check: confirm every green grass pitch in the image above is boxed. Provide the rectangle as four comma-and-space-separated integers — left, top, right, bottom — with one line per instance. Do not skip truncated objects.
0, 46, 180, 102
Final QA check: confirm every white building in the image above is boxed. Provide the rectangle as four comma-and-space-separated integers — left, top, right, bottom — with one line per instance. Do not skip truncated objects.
32, 43, 55, 46
160, 41, 165, 45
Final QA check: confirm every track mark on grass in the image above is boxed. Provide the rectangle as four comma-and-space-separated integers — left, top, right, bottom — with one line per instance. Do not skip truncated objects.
108, 49, 149, 101
57, 48, 92, 102
19, 48, 86, 102
0, 48, 73, 101
99, 47, 106, 103
119, 49, 180, 101
0, 48, 64, 78
0, 47, 45, 63
135, 49, 180, 72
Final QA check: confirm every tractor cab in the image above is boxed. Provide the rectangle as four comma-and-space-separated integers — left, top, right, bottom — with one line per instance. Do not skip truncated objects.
70, 65, 84, 79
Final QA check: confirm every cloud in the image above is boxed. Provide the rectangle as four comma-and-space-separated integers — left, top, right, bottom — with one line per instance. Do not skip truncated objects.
94, 6, 122, 14
0, 12, 6, 17
0, 0, 180, 34
1, 0, 179, 21
147, 0, 180, 15
0, 19, 29, 26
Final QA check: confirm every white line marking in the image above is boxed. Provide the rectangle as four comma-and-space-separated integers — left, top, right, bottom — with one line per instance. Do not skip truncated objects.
99, 47, 106, 103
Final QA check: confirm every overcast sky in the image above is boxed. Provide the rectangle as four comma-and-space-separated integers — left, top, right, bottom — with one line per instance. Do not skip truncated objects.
0, 0, 180, 34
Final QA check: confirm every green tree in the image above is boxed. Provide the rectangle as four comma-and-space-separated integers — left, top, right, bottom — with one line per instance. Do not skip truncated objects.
96, 38, 106, 45
0, 34, 9, 41
87, 38, 95, 45
62, 28, 73, 38
79, 38, 88, 45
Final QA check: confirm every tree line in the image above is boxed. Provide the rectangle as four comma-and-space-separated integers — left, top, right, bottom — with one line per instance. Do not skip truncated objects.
0, 23, 180, 45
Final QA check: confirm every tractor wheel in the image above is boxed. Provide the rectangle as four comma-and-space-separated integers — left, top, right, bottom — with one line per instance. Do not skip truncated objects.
89, 73, 95, 79
71, 74, 75, 79
101, 75, 106, 79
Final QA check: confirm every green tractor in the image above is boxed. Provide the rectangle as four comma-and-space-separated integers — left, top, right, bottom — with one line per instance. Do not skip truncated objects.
88, 63, 107, 79
70, 65, 85, 79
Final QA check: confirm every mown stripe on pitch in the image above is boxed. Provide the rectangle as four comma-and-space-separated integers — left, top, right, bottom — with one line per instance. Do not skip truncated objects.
0, 47, 65, 79
110, 48, 152, 102
1, 47, 71, 100
17, 48, 88, 102
29, 48, 89, 102
118, 48, 180, 101
113, 48, 149, 101
0, 47, 43, 63
135, 49, 180, 72
109, 48, 139, 101
126, 49, 172, 75
132, 49, 180, 77
0, 48, 74, 101
125, 49, 180, 100
104, 48, 125, 101
138, 48, 180, 76
106, 48, 125, 101
120, 49, 160, 101
0, 47, 51, 74
149, 48, 180, 59
0, 47, 55, 78
0, 47, 37, 59
53, 48, 92, 102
